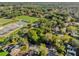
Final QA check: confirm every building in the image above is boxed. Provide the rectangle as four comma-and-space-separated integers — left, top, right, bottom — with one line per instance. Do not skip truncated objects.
66, 44, 76, 56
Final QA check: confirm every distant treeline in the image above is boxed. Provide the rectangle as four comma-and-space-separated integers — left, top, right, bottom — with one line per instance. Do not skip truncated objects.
0, 2, 79, 8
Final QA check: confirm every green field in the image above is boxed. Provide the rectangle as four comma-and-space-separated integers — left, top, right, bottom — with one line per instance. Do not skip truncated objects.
0, 51, 8, 56
15, 16, 39, 23
0, 18, 18, 27
0, 16, 39, 27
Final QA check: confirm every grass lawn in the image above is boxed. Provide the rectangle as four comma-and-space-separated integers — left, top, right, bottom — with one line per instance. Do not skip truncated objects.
0, 16, 39, 26
0, 18, 18, 27
15, 15, 39, 23
0, 51, 8, 56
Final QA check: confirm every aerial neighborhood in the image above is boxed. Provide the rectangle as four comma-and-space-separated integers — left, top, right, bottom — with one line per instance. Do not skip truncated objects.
0, 2, 79, 56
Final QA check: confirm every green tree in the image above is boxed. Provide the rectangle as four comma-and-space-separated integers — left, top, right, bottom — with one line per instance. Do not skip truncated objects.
57, 45, 66, 56
20, 44, 29, 54
28, 29, 39, 43
38, 44, 48, 56
67, 26, 77, 32
61, 34, 72, 43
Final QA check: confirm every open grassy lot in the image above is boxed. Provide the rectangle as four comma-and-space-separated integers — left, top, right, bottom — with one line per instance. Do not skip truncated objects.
15, 16, 39, 23
0, 15, 39, 27
0, 18, 18, 27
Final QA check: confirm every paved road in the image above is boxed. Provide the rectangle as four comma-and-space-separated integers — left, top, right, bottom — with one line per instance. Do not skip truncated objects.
0, 21, 27, 37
